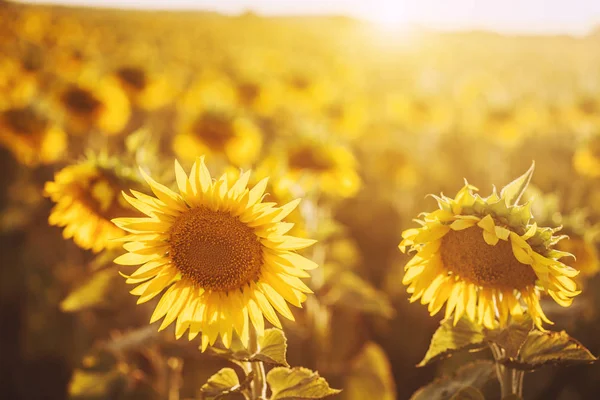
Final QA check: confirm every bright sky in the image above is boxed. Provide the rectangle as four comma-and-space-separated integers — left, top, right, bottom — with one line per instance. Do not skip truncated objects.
18, 0, 600, 36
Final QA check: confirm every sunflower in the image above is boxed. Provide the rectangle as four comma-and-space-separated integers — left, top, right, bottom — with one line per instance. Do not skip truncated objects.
45, 156, 138, 252
115, 66, 176, 110
173, 109, 262, 167
57, 74, 130, 136
573, 134, 600, 178
399, 182, 580, 330
274, 135, 361, 199
0, 106, 67, 166
112, 157, 316, 350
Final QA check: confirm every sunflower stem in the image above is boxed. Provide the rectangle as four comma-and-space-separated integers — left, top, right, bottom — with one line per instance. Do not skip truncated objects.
489, 342, 523, 398
248, 326, 267, 400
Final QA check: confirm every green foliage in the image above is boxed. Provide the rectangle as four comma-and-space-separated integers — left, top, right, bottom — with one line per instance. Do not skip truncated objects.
500, 161, 535, 206
60, 269, 115, 312
410, 361, 496, 400
321, 271, 395, 318
209, 328, 290, 367
267, 367, 341, 400
344, 342, 396, 400
502, 330, 597, 371
418, 318, 486, 367
200, 368, 242, 400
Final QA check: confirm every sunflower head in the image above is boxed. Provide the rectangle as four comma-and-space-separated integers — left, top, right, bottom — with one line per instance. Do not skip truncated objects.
275, 134, 361, 199
115, 66, 175, 110
44, 155, 139, 252
0, 106, 67, 166
113, 157, 316, 351
58, 75, 130, 135
174, 109, 262, 166
399, 170, 580, 330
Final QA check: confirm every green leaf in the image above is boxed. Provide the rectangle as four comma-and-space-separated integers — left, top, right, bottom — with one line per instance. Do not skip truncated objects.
200, 368, 241, 400
418, 318, 486, 367
344, 342, 396, 400
485, 315, 533, 358
500, 162, 535, 206
321, 271, 395, 318
209, 328, 289, 367
60, 269, 115, 312
267, 367, 341, 400
503, 330, 597, 371
410, 361, 496, 400
253, 328, 289, 367
450, 387, 485, 400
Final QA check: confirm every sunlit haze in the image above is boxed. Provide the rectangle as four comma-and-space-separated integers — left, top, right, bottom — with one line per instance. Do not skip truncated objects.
17, 0, 600, 36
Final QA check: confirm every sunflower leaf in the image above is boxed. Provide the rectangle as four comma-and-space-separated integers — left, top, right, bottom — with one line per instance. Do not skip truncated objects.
500, 161, 535, 206
501, 330, 597, 371
418, 317, 486, 367
484, 315, 533, 358
208, 329, 289, 367
267, 367, 341, 400
60, 269, 115, 312
321, 271, 395, 319
200, 368, 241, 400
344, 342, 396, 400
252, 328, 289, 367
410, 360, 496, 400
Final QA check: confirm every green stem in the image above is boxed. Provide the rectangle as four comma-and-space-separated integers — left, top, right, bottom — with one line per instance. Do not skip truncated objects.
489, 343, 524, 398
248, 326, 267, 400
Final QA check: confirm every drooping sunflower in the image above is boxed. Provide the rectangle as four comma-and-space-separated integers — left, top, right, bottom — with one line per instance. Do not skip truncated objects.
399, 181, 580, 330
45, 156, 139, 252
0, 106, 67, 166
112, 157, 316, 350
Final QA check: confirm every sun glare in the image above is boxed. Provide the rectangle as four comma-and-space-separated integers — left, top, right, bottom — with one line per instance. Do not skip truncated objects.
364, 3, 410, 32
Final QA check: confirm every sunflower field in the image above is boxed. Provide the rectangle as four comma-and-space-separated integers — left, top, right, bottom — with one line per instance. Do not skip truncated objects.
1, 2, 600, 400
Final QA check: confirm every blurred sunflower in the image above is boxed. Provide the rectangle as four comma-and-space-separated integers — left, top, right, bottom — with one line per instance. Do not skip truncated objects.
113, 157, 316, 350
45, 156, 139, 252
573, 134, 600, 178
173, 109, 262, 167
0, 58, 39, 108
274, 135, 361, 198
399, 182, 580, 329
57, 75, 130, 135
0, 106, 67, 166
115, 66, 176, 110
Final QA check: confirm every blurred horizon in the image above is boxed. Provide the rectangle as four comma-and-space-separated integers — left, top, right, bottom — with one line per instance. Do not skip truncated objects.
14, 0, 600, 36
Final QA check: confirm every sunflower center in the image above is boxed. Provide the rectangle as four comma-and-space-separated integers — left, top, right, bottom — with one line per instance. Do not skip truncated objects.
193, 113, 235, 150
238, 82, 260, 104
117, 67, 147, 91
440, 226, 537, 290
62, 86, 103, 116
289, 146, 335, 172
169, 207, 263, 291
2, 107, 47, 137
